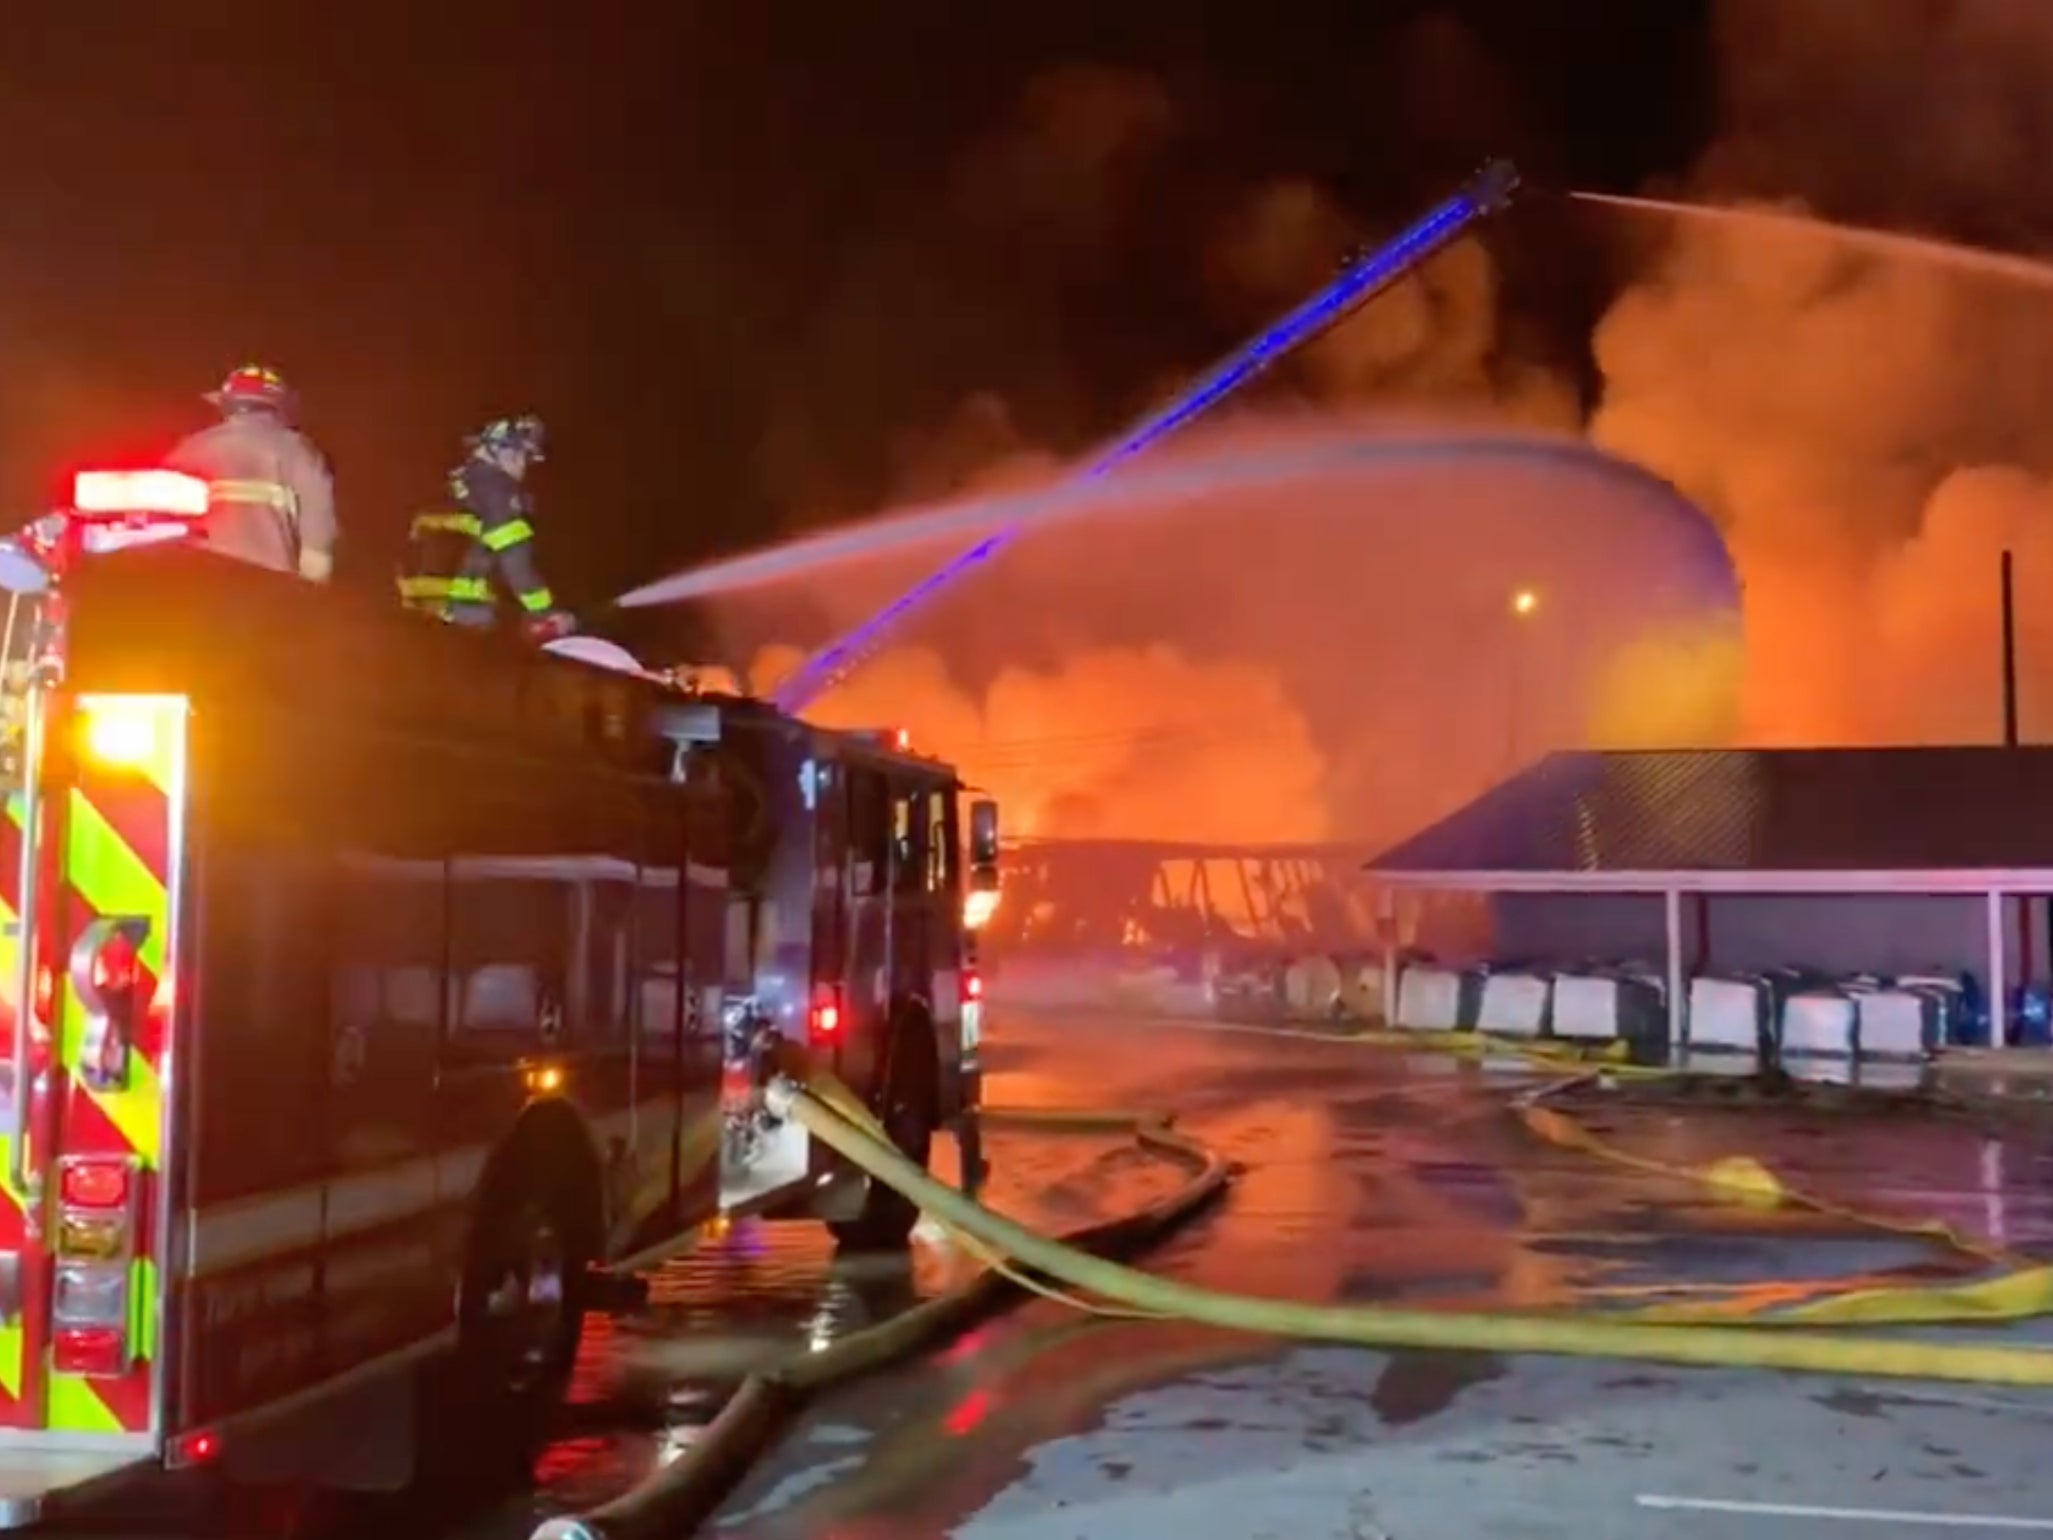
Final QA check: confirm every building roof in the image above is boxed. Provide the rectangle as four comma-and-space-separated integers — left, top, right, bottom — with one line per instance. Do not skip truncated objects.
1366, 747, 2053, 893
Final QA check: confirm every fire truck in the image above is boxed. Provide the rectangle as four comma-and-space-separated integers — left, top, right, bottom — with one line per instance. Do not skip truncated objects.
0, 471, 996, 1524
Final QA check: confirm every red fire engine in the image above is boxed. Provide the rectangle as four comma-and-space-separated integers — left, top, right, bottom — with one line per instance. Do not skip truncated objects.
0, 472, 996, 1524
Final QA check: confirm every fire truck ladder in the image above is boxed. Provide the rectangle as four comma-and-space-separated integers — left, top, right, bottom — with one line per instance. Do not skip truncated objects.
770, 159, 1521, 715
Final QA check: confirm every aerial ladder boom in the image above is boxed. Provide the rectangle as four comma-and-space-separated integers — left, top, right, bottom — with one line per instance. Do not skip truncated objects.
769, 158, 1521, 715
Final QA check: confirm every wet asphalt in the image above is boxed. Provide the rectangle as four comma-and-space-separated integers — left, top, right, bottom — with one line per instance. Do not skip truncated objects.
689, 1011, 2053, 1540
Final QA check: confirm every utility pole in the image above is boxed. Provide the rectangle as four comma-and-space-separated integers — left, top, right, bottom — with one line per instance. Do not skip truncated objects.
2002, 548, 2020, 748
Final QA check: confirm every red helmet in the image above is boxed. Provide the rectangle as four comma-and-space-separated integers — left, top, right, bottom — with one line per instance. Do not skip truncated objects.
205, 364, 297, 421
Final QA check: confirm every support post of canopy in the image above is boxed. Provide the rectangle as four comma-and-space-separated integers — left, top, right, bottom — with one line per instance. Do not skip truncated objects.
1987, 888, 2008, 1049
1378, 887, 1399, 1028
1664, 887, 1684, 1057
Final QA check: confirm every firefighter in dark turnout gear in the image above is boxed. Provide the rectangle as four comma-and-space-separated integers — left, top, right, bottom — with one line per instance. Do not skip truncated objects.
399, 414, 575, 640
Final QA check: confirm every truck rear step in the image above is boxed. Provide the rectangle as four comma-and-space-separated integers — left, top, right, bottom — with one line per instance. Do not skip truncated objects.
0, 1445, 153, 1529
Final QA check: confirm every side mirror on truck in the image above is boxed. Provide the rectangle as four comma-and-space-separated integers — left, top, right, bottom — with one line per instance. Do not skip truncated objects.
969, 799, 1000, 873
965, 799, 1001, 930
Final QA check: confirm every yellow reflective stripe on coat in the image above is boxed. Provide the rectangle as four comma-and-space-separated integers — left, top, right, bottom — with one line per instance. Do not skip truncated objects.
410, 510, 481, 537
398, 575, 491, 602
481, 518, 535, 552
209, 478, 295, 510
517, 587, 554, 613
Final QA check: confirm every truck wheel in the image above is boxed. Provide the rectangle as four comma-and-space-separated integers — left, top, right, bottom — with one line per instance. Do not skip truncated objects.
447, 1150, 594, 1477
829, 1022, 938, 1253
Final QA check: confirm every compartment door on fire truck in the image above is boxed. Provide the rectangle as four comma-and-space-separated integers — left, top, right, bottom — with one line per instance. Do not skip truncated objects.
834, 763, 891, 1102
888, 786, 938, 1008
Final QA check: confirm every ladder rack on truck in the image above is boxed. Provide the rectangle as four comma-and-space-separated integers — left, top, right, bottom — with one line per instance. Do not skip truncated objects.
0, 474, 997, 1525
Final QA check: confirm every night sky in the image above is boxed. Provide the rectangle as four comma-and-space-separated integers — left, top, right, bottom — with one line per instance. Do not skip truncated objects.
0, 2, 1713, 630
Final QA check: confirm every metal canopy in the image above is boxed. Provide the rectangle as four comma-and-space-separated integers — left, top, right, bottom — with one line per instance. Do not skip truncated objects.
1367, 747, 2053, 883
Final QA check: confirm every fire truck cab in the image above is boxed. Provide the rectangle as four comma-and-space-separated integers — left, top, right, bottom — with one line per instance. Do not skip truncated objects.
650, 694, 988, 1240
0, 475, 993, 1524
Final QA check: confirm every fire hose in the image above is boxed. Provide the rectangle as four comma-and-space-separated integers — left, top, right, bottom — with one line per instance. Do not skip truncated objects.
767, 1074, 2053, 1385
537, 1064, 2053, 1540
530, 1101, 1232, 1540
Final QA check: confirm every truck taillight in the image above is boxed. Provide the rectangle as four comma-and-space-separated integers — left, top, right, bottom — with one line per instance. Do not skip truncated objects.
52, 1156, 138, 1376
61, 1159, 130, 1210
809, 984, 843, 1045
56, 1155, 137, 1259
53, 1326, 128, 1379
965, 971, 982, 1002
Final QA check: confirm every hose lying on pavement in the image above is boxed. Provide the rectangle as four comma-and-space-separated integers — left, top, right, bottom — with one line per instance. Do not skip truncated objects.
772, 1076, 2053, 1390
1514, 1073, 2053, 1327
530, 1105, 1231, 1540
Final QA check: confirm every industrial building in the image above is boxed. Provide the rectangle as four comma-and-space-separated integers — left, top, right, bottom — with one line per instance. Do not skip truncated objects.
1365, 747, 2053, 1054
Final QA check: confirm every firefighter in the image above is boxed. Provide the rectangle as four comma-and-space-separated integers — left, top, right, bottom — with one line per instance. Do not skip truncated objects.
165, 364, 338, 581
398, 414, 575, 641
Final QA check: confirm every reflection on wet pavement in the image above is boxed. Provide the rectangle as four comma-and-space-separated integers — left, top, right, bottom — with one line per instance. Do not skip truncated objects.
465, 1111, 1194, 1537
704, 1012, 2053, 1540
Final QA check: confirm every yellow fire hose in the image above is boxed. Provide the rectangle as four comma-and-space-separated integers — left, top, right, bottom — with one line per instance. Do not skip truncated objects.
531, 1101, 1232, 1540
539, 1053, 2053, 1540
771, 1076, 2053, 1389
1250, 1022, 2053, 1328
1512, 1075, 2053, 1327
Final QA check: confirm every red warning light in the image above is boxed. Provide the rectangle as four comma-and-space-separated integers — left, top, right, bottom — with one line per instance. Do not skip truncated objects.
172, 1429, 222, 1466
72, 470, 209, 519
809, 983, 844, 1044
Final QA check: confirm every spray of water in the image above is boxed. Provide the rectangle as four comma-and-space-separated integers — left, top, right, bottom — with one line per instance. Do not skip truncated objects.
1579, 189, 2053, 748
1574, 191, 2053, 295
621, 423, 1727, 608
625, 173, 2053, 852
650, 419, 1742, 849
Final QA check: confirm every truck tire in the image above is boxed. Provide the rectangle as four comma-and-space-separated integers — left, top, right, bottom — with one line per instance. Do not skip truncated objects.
829, 1017, 938, 1253
440, 1136, 597, 1484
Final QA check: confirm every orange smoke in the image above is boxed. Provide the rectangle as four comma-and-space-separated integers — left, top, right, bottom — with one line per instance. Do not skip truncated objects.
728, 26, 2053, 853
748, 641, 1331, 846
1590, 213, 2053, 745
1572, 0, 2053, 747
706, 417, 1739, 853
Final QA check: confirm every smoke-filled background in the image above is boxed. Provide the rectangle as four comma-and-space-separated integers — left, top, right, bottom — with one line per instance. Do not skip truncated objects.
7, 4, 2053, 851
1594, 0, 2053, 750
643, 1, 2053, 849
655, 422, 1742, 846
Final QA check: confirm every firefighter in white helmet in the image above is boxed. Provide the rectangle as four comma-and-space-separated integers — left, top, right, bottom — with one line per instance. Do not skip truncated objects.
165, 364, 338, 581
